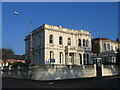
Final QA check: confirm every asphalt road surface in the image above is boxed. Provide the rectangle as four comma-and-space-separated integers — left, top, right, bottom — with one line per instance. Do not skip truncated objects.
2, 76, 120, 89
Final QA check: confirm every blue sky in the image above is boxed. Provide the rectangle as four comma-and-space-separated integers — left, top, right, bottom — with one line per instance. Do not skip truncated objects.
2, 2, 118, 55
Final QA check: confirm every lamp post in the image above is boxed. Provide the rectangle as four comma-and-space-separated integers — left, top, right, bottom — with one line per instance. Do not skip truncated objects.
13, 11, 32, 65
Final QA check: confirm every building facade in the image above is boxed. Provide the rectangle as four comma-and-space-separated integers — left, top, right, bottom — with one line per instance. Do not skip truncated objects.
92, 38, 119, 54
92, 38, 120, 64
25, 24, 92, 65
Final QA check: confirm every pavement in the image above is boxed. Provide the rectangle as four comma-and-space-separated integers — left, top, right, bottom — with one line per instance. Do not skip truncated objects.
2, 75, 120, 89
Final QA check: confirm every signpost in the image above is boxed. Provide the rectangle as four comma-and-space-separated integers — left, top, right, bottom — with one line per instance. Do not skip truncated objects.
50, 59, 55, 63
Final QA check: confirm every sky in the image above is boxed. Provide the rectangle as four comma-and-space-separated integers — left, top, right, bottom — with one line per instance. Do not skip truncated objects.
2, 2, 118, 55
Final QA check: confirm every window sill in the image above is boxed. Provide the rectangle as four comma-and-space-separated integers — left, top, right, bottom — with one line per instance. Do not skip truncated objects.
49, 44, 54, 46
59, 45, 64, 48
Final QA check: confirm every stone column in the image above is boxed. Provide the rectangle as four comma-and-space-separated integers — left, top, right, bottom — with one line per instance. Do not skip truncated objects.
65, 52, 69, 65
82, 53, 84, 65
67, 52, 69, 64
74, 53, 77, 65
76, 35, 78, 47
76, 53, 79, 65
81, 38, 83, 47
94, 64, 97, 76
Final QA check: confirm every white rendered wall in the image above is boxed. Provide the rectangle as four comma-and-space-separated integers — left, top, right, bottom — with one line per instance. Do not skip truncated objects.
44, 25, 92, 65
31, 65, 96, 80
102, 65, 120, 76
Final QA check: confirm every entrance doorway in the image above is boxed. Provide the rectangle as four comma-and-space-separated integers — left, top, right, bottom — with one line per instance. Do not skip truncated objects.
68, 53, 74, 64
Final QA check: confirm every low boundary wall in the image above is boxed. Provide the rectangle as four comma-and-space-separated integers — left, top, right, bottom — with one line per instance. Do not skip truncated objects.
102, 65, 120, 76
31, 64, 96, 80
1, 64, 120, 80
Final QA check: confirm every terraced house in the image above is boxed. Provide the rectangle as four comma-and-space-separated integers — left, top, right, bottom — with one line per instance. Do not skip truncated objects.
25, 24, 92, 65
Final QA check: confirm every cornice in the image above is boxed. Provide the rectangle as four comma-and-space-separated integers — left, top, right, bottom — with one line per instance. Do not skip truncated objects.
44, 27, 91, 37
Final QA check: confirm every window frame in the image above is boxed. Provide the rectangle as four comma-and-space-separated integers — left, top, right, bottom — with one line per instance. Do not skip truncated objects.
78, 39, 81, 47
49, 34, 53, 44
60, 52, 63, 64
68, 38, 71, 45
86, 40, 89, 47
83, 39, 85, 47
104, 43, 107, 51
107, 44, 110, 51
79, 54, 82, 64
59, 36, 63, 45
50, 51, 54, 60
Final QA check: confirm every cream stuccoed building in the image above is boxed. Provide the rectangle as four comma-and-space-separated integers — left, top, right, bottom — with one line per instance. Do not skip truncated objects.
91, 38, 120, 64
25, 24, 92, 65
92, 38, 120, 54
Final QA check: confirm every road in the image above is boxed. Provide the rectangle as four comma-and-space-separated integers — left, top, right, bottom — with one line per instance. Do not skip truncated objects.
2, 76, 120, 89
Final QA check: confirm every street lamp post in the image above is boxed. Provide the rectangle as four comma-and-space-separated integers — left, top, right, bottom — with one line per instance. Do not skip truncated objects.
13, 11, 32, 65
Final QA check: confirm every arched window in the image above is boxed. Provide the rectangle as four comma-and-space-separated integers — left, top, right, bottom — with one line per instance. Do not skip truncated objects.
86, 40, 89, 47
60, 52, 63, 64
78, 39, 81, 47
59, 36, 63, 45
49, 34, 53, 43
79, 54, 82, 64
111, 46, 113, 50
83, 39, 85, 47
83, 54, 86, 64
107, 44, 110, 51
50, 51, 54, 60
68, 38, 71, 45
104, 43, 107, 51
